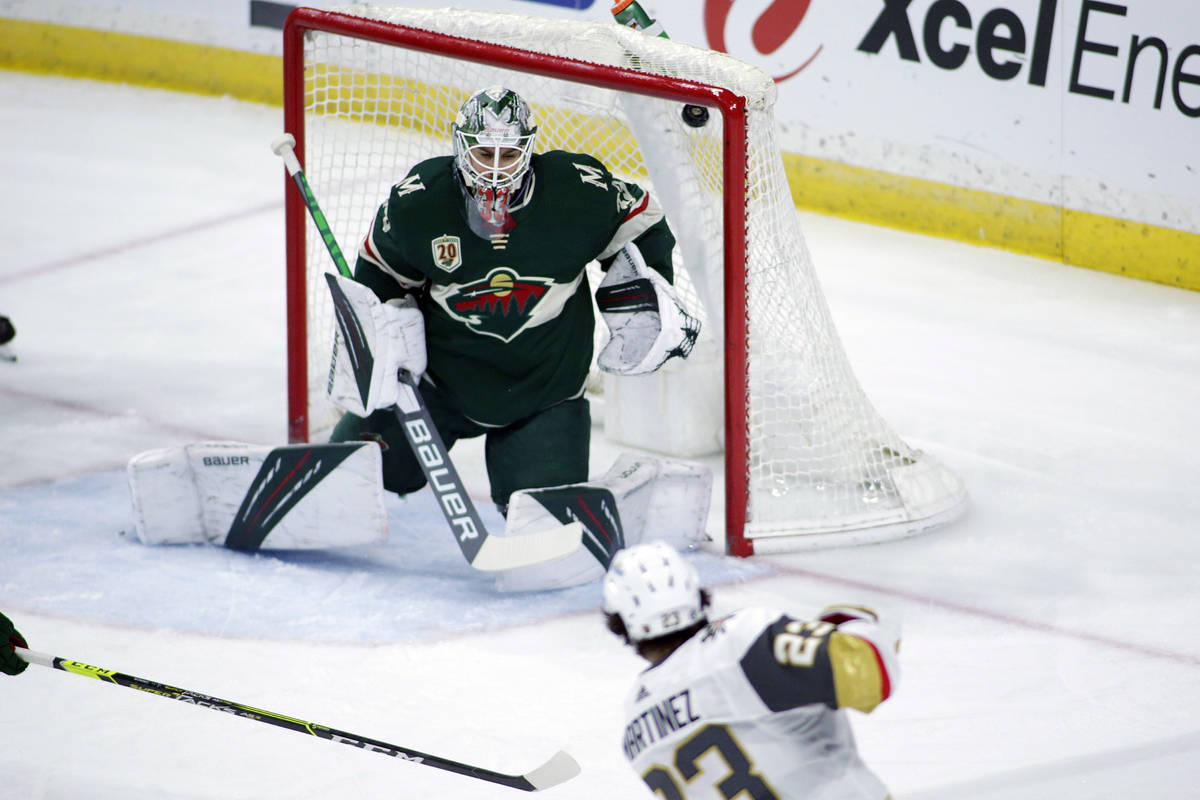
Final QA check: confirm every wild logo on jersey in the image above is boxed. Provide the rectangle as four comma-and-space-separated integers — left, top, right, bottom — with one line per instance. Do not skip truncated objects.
443, 267, 552, 342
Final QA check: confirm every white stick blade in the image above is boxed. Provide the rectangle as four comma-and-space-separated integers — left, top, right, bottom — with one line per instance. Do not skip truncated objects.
469, 523, 584, 572
523, 750, 581, 791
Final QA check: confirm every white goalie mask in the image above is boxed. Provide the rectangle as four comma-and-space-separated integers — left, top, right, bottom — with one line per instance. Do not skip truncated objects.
452, 86, 538, 234
603, 541, 706, 642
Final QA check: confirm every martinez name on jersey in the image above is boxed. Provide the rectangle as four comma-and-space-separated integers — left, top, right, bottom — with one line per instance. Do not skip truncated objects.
620, 607, 895, 799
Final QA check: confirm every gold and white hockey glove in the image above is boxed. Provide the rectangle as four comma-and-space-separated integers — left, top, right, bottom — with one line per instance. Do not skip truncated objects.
819, 603, 902, 656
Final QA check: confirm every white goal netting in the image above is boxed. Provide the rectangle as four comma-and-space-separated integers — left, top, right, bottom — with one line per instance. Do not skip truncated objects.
285, 6, 967, 552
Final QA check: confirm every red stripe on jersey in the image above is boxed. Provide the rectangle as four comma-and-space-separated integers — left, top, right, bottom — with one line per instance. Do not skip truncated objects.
866, 640, 892, 701
622, 192, 650, 223
362, 234, 383, 266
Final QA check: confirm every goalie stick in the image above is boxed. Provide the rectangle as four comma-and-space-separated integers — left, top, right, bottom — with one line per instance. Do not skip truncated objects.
16, 647, 580, 792
272, 133, 583, 571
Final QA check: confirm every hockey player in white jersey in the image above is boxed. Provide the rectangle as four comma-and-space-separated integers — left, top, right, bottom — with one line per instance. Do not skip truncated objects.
603, 542, 900, 800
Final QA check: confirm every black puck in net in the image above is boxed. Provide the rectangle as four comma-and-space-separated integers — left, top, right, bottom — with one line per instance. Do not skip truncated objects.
681, 104, 710, 128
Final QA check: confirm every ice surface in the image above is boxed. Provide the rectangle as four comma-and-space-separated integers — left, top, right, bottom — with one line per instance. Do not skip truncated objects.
2, 72, 1199, 799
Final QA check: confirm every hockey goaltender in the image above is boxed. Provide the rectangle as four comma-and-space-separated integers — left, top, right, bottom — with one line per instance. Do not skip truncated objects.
124, 86, 711, 592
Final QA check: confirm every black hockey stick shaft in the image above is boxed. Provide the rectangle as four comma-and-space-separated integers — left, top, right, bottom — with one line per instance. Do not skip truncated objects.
384, 376, 582, 570
16, 647, 579, 792
391, 368, 492, 563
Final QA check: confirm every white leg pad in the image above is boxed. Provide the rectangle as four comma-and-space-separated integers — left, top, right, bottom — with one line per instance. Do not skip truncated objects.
494, 452, 712, 592
127, 446, 205, 544
128, 441, 388, 550
601, 451, 712, 550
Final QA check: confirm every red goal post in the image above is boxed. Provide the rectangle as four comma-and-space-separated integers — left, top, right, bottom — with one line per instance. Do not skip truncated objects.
279, 6, 967, 556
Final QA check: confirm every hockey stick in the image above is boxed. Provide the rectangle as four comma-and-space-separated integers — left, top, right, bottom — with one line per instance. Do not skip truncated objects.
15, 647, 580, 792
272, 133, 583, 571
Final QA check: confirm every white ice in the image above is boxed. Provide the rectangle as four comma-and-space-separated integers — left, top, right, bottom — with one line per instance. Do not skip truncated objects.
1, 71, 1199, 799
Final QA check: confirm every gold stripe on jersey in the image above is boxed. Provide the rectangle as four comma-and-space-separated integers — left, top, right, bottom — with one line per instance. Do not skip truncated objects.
827, 632, 888, 712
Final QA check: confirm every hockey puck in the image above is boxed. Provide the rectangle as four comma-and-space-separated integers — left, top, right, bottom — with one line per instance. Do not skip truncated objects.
0, 316, 14, 345
681, 104, 710, 128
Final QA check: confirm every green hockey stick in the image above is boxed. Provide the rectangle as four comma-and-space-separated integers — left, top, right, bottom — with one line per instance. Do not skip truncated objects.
16, 647, 580, 792
271, 133, 583, 571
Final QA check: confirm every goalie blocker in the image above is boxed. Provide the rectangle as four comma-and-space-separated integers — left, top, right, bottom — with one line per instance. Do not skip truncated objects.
325, 272, 426, 418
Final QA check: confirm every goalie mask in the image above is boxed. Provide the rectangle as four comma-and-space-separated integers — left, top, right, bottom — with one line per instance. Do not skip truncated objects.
603, 541, 706, 642
452, 86, 538, 236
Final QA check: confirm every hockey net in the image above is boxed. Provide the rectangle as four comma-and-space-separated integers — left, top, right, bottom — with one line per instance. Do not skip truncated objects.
281, 6, 968, 555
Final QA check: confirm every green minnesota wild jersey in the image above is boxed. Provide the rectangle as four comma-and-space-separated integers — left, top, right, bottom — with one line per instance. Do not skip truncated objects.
353, 150, 676, 427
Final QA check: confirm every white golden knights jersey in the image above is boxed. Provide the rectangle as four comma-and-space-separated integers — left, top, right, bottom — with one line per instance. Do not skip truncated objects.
619, 607, 898, 800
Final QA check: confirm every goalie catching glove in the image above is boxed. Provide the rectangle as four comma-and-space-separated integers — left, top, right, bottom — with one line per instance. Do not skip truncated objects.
596, 243, 699, 376
326, 273, 426, 417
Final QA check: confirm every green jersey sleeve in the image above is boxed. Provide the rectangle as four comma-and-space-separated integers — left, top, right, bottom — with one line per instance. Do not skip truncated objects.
354, 165, 439, 301
569, 152, 675, 284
